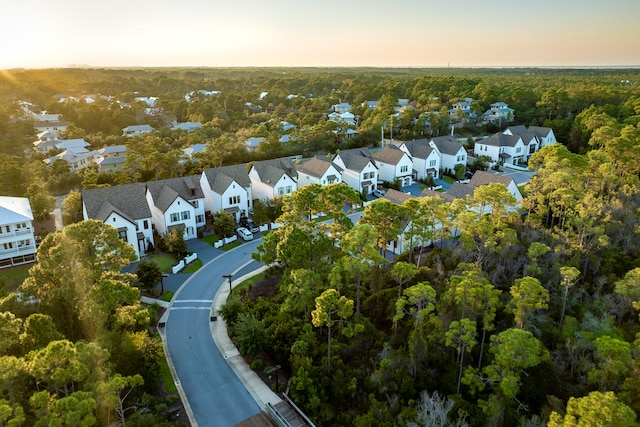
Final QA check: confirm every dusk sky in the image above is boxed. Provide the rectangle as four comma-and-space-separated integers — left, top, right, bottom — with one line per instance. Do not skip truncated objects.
2, 0, 639, 69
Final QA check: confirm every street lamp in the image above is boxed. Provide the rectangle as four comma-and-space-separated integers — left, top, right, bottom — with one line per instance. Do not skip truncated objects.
222, 274, 233, 294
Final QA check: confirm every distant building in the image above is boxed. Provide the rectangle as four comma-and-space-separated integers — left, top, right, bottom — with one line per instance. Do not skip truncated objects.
0, 197, 37, 269
122, 124, 154, 138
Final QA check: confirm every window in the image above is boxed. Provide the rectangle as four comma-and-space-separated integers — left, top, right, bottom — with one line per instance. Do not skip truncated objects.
285, 185, 292, 194
170, 212, 179, 222
117, 229, 127, 241
277, 187, 285, 195
516, 147, 521, 153
192, 200, 198, 208
3, 242, 13, 250
196, 215, 204, 223
400, 165, 408, 173
429, 159, 436, 167
18, 240, 30, 247
181, 211, 190, 220
229, 196, 240, 205
143, 220, 149, 230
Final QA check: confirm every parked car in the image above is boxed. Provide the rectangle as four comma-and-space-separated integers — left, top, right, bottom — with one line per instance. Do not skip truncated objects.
372, 189, 385, 198
236, 227, 254, 241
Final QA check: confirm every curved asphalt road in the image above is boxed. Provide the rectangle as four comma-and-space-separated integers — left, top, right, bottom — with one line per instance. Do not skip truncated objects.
164, 239, 264, 427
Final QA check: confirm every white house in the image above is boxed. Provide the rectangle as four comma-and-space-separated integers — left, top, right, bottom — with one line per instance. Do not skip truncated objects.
44, 148, 100, 172
429, 136, 467, 174
0, 197, 36, 269
372, 146, 414, 187
145, 176, 204, 240
244, 137, 264, 152
296, 156, 343, 188
122, 124, 154, 138
200, 165, 253, 222
448, 98, 477, 123
468, 171, 523, 203
528, 126, 557, 147
332, 102, 351, 114
249, 158, 298, 201
33, 120, 70, 134
82, 183, 154, 260
398, 140, 440, 180
332, 148, 379, 195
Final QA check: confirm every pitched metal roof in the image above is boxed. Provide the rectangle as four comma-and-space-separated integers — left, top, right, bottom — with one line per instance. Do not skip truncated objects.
82, 183, 151, 222
0, 197, 34, 223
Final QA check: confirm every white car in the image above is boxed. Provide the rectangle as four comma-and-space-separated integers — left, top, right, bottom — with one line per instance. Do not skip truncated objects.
236, 227, 254, 241
372, 189, 385, 198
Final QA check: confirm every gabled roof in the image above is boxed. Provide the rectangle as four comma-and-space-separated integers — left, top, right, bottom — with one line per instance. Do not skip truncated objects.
430, 135, 464, 155
383, 189, 413, 205
83, 183, 151, 222
469, 170, 515, 187
98, 145, 127, 154
372, 146, 410, 166
146, 175, 203, 212
0, 197, 34, 223
203, 165, 251, 194
334, 148, 376, 172
446, 182, 475, 200
482, 132, 522, 148
528, 126, 553, 139
296, 156, 342, 179
420, 188, 455, 202
251, 158, 298, 187
123, 124, 154, 132
401, 140, 436, 160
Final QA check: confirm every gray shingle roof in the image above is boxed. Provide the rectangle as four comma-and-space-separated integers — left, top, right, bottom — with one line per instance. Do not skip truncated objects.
251, 158, 298, 187
82, 183, 151, 222
446, 182, 475, 200
527, 126, 553, 139
296, 156, 342, 178
469, 170, 514, 187
146, 175, 203, 212
203, 164, 251, 194
430, 136, 464, 155
383, 188, 413, 204
334, 148, 376, 172
401, 140, 435, 160
373, 146, 409, 165
483, 132, 522, 148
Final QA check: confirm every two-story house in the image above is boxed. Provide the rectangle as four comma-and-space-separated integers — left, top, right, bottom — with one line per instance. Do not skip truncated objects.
372, 146, 414, 187
94, 145, 127, 172
145, 176, 205, 240
482, 102, 515, 124
0, 197, 36, 269
528, 126, 557, 148
249, 158, 299, 201
296, 156, 343, 188
200, 165, 253, 222
475, 131, 526, 166
429, 136, 468, 174
332, 148, 379, 195
397, 140, 441, 180
82, 183, 154, 259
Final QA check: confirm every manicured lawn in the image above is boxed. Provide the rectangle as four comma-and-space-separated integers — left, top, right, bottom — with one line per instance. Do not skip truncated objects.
161, 291, 174, 302
442, 176, 455, 184
148, 253, 176, 272
183, 259, 202, 273
202, 234, 220, 246
0, 264, 33, 292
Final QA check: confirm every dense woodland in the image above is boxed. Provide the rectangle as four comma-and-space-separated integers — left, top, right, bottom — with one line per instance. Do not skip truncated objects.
1, 67, 640, 425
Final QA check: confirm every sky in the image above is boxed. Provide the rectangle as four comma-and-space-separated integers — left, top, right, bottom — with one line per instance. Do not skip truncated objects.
1, 0, 639, 69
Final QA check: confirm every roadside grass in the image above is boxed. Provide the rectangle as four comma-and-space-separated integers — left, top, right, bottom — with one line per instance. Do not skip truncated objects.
0, 264, 33, 292
161, 291, 174, 302
222, 241, 243, 251
442, 176, 455, 184
159, 354, 178, 393
236, 272, 264, 292
149, 253, 176, 272
183, 259, 202, 273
